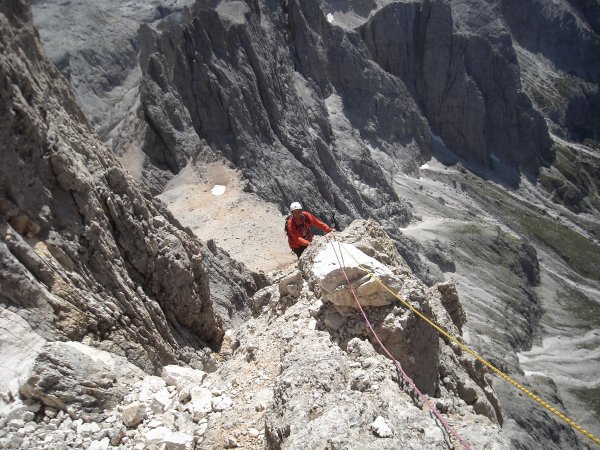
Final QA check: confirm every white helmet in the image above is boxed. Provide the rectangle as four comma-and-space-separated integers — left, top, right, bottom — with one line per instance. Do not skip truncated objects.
290, 202, 302, 211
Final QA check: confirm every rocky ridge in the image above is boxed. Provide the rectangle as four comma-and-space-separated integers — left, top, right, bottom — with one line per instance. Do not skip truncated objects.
1, 221, 511, 449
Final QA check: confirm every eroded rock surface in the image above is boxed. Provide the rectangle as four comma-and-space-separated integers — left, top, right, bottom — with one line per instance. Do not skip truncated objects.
0, 221, 511, 449
0, 0, 262, 377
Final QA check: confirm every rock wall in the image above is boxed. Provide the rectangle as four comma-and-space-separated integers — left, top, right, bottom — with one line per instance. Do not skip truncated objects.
500, 0, 600, 84
0, 0, 262, 378
135, 0, 432, 225
29, 0, 196, 142
361, 0, 552, 173
501, 0, 600, 143
133, 0, 552, 212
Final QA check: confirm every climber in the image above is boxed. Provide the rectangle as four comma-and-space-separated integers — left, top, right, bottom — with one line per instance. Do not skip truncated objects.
285, 202, 333, 258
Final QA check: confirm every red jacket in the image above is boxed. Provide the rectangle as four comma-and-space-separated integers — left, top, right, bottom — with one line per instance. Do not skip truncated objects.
287, 211, 332, 249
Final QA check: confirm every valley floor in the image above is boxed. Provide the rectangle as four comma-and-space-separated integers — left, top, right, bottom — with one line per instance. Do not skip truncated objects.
157, 161, 296, 274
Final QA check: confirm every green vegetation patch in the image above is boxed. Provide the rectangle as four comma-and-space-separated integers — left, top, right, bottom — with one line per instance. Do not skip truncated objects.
556, 288, 600, 329
453, 223, 482, 236
457, 174, 600, 282
539, 143, 600, 214
516, 213, 600, 282
562, 207, 600, 240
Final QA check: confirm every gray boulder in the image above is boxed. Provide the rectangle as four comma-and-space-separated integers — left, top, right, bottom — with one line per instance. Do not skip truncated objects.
19, 342, 144, 417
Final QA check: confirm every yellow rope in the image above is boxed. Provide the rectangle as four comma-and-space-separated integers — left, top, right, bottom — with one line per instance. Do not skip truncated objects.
337, 243, 600, 446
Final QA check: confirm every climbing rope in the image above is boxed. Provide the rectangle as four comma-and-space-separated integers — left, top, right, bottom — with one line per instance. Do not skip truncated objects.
330, 235, 600, 447
328, 236, 472, 450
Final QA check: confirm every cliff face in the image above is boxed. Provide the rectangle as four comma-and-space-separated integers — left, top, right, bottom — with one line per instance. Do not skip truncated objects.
501, 0, 600, 143
133, 0, 552, 215
134, 0, 425, 225
28, 0, 197, 143
0, 0, 263, 376
362, 0, 552, 173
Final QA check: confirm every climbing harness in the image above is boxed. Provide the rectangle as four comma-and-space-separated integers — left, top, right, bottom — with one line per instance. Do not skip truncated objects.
327, 233, 600, 447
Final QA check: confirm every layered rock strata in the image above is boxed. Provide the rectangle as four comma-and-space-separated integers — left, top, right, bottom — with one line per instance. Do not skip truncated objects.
0, 0, 262, 381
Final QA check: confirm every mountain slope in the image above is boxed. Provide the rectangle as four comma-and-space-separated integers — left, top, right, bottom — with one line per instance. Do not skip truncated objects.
15, 0, 600, 448
0, 0, 264, 379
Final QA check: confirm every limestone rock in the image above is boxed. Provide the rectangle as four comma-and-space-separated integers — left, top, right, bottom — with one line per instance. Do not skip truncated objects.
362, 0, 552, 175
0, 221, 512, 450
278, 271, 304, 298
30, 0, 196, 143
4, 0, 595, 448
188, 388, 212, 422
302, 239, 401, 308
211, 395, 233, 412
434, 282, 467, 332
161, 366, 206, 391
500, 0, 600, 85
145, 426, 193, 449
19, 341, 144, 417
135, 0, 419, 227
370, 416, 393, 438
0, 0, 265, 377
0, 309, 46, 416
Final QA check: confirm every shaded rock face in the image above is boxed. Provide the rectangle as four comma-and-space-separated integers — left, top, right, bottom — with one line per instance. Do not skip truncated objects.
0, 0, 262, 373
500, 0, 600, 84
501, 0, 600, 143
361, 0, 552, 174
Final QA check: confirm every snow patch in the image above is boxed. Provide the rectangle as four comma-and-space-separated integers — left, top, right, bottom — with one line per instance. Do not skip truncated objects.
211, 185, 226, 196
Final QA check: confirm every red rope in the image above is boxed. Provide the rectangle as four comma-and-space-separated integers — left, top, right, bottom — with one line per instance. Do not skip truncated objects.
327, 237, 472, 450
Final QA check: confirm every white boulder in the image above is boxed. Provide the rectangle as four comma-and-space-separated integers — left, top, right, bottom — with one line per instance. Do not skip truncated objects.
145, 427, 194, 449
370, 416, 393, 438
188, 388, 213, 421
309, 242, 402, 308
161, 366, 206, 390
